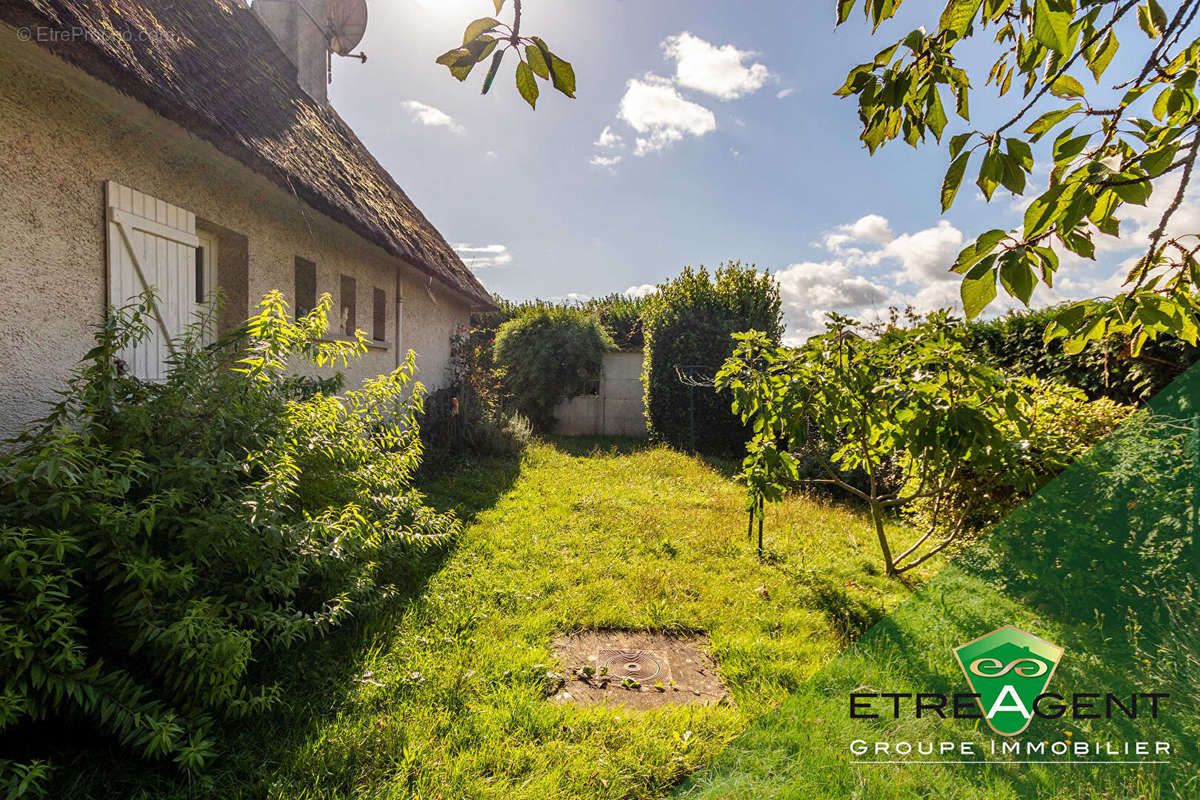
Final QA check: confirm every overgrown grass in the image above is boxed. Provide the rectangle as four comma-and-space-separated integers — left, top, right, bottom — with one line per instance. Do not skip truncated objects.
51, 438, 937, 799
674, 562, 1199, 800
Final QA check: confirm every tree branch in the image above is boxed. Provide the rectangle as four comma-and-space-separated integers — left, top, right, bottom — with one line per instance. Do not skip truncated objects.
995, 0, 1139, 137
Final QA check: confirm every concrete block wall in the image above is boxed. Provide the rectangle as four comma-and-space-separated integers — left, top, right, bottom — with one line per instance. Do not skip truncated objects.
553, 351, 648, 438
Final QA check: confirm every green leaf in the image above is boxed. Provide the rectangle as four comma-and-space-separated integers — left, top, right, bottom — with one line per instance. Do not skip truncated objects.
525, 44, 549, 79
999, 254, 1036, 304
475, 37, 499, 63
482, 50, 504, 95
1142, 143, 1178, 176
836, 0, 857, 25
1033, 0, 1071, 54
1049, 74, 1086, 99
463, 17, 501, 46
1152, 88, 1172, 120
1148, 0, 1168, 32
949, 132, 973, 160
1111, 176, 1152, 205
942, 152, 971, 212
493, 0, 506, 12
547, 53, 576, 98
998, 153, 1027, 194
1025, 104, 1080, 140
1023, 187, 1064, 239
939, 0, 983, 36
516, 60, 539, 109
926, 89, 948, 140
961, 264, 998, 319
1137, 3, 1161, 38
436, 47, 471, 67
952, 229, 1008, 274
1006, 137, 1033, 170
1052, 128, 1090, 164
1087, 30, 1119, 81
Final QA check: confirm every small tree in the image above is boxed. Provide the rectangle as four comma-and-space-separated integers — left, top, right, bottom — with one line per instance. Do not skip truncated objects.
718, 312, 1028, 575
493, 307, 615, 431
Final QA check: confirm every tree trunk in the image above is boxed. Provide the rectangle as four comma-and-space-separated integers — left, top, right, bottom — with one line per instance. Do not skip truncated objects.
870, 500, 897, 576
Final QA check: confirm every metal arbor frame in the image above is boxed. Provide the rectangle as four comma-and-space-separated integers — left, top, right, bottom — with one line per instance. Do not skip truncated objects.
673, 364, 717, 456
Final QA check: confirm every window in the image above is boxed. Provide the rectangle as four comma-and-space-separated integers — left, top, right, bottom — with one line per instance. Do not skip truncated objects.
372, 287, 386, 342
195, 230, 217, 306
295, 257, 316, 318
340, 275, 356, 336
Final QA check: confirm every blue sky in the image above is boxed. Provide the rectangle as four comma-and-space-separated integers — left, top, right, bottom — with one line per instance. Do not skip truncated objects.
329, 0, 1193, 341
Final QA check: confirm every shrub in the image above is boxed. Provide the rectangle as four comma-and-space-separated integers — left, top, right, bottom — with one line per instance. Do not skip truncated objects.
473, 294, 652, 353
492, 308, 615, 431
907, 377, 1132, 533
588, 292, 652, 351
642, 263, 783, 454
0, 291, 458, 786
420, 327, 531, 472
966, 306, 1200, 404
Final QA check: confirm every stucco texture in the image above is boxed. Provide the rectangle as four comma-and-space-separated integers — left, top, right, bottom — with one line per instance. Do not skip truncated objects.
0, 34, 470, 439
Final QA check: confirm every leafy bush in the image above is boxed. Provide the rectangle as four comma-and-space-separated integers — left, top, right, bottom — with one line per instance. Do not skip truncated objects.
0, 292, 458, 787
966, 306, 1200, 404
473, 293, 652, 352
420, 327, 532, 473
589, 292, 651, 351
642, 263, 782, 454
492, 308, 615, 431
907, 377, 1131, 533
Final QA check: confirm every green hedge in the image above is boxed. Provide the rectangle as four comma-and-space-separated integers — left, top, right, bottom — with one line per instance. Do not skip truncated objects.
492, 307, 615, 431
0, 292, 457, 790
473, 293, 652, 352
966, 306, 1200, 404
642, 263, 782, 454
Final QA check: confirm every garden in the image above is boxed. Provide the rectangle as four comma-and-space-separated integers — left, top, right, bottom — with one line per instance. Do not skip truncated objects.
3, 256, 1196, 799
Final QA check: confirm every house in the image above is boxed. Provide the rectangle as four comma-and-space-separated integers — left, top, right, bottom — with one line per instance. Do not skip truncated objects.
0, 0, 496, 439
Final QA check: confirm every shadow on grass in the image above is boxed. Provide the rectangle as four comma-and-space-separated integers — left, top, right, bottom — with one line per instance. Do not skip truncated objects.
543, 434, 654, 458
675, 362, 1200, 800
47, 452, 526, 800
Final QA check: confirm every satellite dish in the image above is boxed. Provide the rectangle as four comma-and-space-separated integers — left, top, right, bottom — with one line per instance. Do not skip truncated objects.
328, 0, 367, 56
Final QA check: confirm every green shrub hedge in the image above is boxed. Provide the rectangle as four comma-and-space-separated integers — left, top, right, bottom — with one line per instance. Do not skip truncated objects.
907, 376, 1131, 534
966, 306, 1200, 404
642, 263, 782, 454
0, 292, 458, 790
492, 308, 615, 431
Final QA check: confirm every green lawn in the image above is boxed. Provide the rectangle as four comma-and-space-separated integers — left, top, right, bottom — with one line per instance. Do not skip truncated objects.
55, 438, 937, 799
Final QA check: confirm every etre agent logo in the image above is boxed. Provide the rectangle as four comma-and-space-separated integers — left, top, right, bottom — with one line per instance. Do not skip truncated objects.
953, 625, 1064, 736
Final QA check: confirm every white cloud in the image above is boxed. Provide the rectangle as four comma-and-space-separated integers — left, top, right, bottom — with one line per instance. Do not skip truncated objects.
823, 214, 895, 250
617, 75, 717, 156
776, 88, 795, 99
594, 126, 624, 148
880, 220, 963, 285
624, 284, 658, 298
774, 215, 975, 343
551, 292, 592, 305
590, 155, 623, 169
775, 261, 890, 344
662, 32, 772, 100
452, 243, 512, 269
402, 100, 464, 134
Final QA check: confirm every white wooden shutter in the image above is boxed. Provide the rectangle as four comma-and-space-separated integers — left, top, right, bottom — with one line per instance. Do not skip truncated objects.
105, 182, 199, 380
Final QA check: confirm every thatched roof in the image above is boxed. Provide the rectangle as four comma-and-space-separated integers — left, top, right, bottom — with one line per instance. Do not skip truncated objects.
2, 0, 497, 310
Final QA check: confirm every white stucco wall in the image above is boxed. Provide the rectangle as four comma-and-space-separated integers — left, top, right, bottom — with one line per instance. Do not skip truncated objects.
0, 34, 473, 439
553, 351, 649, 438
